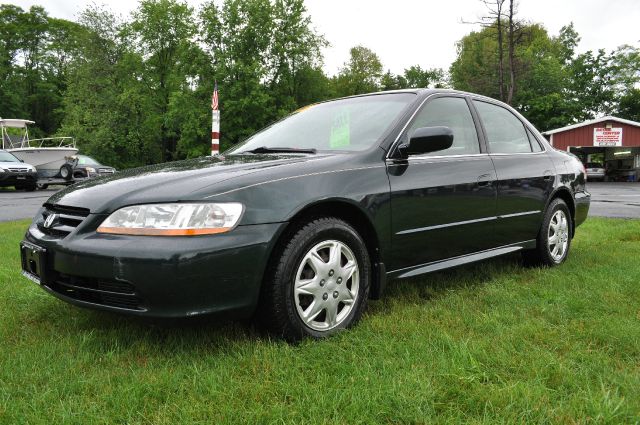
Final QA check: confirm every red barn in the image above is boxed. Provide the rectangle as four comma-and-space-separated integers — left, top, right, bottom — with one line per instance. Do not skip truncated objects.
543, 116, 640, 182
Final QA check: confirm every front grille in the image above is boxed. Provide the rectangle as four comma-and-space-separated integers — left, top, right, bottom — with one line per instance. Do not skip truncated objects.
38, 204, 89, 238
48, 273, 144, 311
98, 168, 115, 174
8, 167, 29, 172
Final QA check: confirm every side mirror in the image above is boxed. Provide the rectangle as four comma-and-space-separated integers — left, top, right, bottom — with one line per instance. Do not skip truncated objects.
19, 159, 24, 162
400, 126, 454, 156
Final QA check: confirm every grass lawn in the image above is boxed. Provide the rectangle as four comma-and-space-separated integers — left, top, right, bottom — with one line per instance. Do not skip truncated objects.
1, 218, 639, 424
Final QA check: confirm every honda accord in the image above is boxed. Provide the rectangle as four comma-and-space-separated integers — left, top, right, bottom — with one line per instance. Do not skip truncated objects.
20, 89, 590, 341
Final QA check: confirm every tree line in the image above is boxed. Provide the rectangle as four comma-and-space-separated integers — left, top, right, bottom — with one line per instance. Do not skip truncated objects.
1, 0, 638, 168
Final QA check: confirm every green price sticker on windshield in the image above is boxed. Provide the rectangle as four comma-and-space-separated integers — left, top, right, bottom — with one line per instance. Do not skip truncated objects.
330, 109, 350, 148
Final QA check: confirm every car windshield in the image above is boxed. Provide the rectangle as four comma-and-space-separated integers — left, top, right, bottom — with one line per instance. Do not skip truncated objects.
228, 93, 416, 154
586, 163, 603, 168
78, 155, 100, 165
0, 151, 20, 162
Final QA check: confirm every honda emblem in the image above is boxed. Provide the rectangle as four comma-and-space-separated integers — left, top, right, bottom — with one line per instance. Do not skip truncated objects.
43, 214, 58, 229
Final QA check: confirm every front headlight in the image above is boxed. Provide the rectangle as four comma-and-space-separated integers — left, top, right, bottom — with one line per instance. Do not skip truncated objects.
97, 203, 244, 236
86, 167, 96, 173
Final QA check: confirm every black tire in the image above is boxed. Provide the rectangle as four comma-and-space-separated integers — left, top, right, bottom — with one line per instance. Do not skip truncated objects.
25, 183, 36, 192
36, 184, 48, 190
258, 217, 371, 342
522, 198, 572, 267
59, 163, 73, 180
14, 184, 24, 191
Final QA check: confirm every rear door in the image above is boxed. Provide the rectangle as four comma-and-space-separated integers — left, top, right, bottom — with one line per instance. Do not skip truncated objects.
387, 95, 498, 271
472, 100, 555, 245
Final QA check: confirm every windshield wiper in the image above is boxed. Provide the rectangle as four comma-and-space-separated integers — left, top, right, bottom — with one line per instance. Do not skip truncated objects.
245, 146, 317, 154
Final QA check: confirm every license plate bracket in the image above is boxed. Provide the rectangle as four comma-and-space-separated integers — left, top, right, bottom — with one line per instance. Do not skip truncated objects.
20, 241, 47, 285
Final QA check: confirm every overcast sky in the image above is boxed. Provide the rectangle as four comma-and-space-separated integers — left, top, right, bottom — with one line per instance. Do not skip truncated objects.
8, 0, 640, 75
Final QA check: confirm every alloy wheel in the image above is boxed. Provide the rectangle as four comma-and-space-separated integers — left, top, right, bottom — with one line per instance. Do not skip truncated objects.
293, 240, 360, 331
547, 210, 569, 262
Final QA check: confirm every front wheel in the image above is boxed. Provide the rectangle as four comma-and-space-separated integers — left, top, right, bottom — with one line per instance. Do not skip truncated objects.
259, 217, 371, 341
522, 198, 572, 267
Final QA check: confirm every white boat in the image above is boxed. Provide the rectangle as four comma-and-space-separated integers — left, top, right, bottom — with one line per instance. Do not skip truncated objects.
0, 118, 78, 177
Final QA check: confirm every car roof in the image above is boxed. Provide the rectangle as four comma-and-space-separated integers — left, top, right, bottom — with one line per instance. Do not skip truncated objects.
337, 88, 503, 103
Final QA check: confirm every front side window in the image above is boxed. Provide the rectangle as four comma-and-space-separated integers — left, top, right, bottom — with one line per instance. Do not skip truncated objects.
474, 101, 532, 154
407, 97, 480, 156
229, 93, 416, 153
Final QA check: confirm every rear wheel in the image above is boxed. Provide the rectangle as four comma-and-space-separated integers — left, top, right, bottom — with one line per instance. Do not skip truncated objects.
36, 183, 48, 190
522, 198, 572, 267
259, 217, 371, 341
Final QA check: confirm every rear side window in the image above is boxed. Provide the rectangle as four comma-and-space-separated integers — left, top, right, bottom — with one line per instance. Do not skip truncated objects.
408, 97, 480, 156
474, 101, 532, 154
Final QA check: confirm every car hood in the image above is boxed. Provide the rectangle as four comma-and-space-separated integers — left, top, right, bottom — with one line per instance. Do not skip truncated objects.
47, 154, 331, 214
0, 161, 32, 168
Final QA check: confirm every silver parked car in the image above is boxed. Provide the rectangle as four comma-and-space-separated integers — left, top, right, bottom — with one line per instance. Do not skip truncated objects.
0, 149, 38, 191
585, 162, 605, 181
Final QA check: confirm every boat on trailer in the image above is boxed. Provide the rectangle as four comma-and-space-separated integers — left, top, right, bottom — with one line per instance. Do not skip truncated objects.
0, 118, 78, 179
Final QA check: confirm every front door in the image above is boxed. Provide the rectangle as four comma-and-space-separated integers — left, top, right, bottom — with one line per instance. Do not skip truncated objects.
387, 96, 498, 272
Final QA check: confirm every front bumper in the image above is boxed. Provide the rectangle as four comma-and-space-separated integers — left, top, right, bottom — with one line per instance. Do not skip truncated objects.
0, 171, 37, 186
75, 168, 116, 179
22, 216, 286, 318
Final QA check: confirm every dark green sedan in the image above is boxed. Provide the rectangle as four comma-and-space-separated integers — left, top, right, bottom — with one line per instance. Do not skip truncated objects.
20, 89, 590, 341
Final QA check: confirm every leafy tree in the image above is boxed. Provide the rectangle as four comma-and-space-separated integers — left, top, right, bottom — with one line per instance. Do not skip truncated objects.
200, 0, 325, 149
127, 0, 197, 161
617, 89, 640, 121
333, 45, 383, 96
450, 25, 505, 100
60, 6, 158, 168
380, 70, 406, 91
0, 5, 82, 136
451, 21, 605, 130
403, 65, 446, 88
0, 5, 26, 120
567, 49, 617, 120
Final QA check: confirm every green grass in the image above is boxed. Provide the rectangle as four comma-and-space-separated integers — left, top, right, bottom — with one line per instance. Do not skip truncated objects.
1, 218, 639, 424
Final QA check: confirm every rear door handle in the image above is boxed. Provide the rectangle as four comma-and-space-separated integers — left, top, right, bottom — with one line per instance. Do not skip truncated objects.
477, 173, 493, 187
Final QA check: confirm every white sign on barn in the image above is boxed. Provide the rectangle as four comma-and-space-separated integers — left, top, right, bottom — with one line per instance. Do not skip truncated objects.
593, 127, 623, 147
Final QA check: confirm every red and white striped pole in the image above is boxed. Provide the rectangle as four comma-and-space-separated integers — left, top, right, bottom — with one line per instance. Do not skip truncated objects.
211, 110, 220, 156
211, 80, 220, 156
